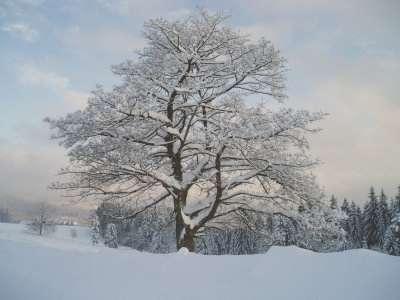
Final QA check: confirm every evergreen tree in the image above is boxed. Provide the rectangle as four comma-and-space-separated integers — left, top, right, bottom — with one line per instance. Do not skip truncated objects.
330, 195, 338, 210
391, 185, 400, 217
377, 189, 390, 247
363, 187, 380, 248
341, 198, 350, 215
90, 214, 101, 245
356, 206, 364, 244
105, 223, 118, 248
348, 202, 362, 248
383, 213, 400, 256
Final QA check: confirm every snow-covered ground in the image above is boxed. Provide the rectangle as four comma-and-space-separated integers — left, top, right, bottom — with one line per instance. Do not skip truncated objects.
0, 223, 399, 300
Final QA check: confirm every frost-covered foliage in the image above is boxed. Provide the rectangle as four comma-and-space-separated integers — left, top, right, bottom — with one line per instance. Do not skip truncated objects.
295, 206, 348, 252
46, 9, 325, 251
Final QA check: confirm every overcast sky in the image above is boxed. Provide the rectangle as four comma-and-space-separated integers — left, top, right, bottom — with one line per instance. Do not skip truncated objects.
0, 0, 399, 208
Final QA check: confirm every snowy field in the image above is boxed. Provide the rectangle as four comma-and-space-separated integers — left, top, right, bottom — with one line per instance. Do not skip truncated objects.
0, 223, 399, 300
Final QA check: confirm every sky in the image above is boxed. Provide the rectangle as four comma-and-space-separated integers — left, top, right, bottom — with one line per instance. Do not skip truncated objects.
0, 0, 399, 209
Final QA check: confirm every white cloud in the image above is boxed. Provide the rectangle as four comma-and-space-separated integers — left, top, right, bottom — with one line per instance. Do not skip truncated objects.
18, 63, 88, 110
19, 63, 69, 90
2, 22, 39, 42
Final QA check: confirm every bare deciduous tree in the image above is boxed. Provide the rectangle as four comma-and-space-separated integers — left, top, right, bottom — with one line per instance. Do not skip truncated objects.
27, 202, 55, 236
46, 9, 325, 251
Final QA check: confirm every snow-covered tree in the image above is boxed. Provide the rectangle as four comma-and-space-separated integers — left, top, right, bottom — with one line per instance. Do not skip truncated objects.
271, 213, 297, 246
125, 206, 176, 253
296, 204, 348, 252
341, 198, 349, 214
377, 189, 390, 246
347, 201, 363, 248
90, 213, 101, 245
27, 202, 56, 236
329, 195, 338, 210
383, 213, 400, 256
46, 9, 325, 251
105, 223, 118, 248
363, 187, 379, 248
199, 227, 263, 255
390, 185, 400, 218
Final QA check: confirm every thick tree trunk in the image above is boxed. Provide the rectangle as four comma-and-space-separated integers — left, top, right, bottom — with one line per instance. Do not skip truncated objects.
178, 227, 195, 252
174, 208, 196, 252
175, 206, 184, 250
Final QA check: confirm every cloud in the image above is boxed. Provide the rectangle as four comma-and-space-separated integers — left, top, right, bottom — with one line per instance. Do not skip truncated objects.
19, 63, 69, 90
2, 23, 39, 42
18, 63, 89, 110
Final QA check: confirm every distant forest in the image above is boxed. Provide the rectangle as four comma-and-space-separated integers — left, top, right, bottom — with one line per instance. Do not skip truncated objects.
92, 185, 400, 256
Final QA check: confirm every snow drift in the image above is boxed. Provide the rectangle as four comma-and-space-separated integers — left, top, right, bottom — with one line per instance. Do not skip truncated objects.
0, 223, 399, 300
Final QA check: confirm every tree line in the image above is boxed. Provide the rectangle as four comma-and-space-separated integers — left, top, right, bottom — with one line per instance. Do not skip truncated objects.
330, 185, 400, 255
92, 185, 400, 256
91, 195, 346, 255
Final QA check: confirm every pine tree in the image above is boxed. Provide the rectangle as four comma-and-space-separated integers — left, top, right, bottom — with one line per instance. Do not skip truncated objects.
330, 195, 338, 210
391, 185, 400, 217
105, 223, 118, 248
363, 187, 380, 248
356, 206, 363, 243
377, 189, 390, 247
348, 202, 363, 248
383, 213, 400, 256
341, 198, 349, 214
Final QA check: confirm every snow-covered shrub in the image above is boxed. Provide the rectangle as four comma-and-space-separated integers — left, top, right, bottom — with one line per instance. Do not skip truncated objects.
105, 223, 118, 248
90, 214, 101, 245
